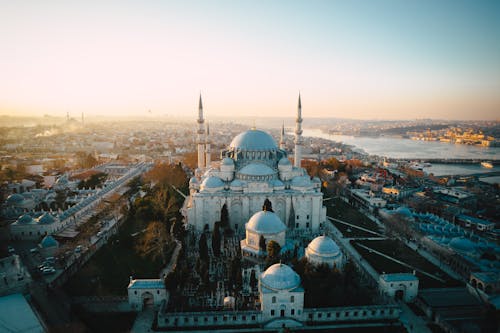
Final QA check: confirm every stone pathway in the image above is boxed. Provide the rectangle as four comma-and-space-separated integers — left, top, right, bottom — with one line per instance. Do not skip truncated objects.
399, 301, 431, 333
131, 307, 154, 333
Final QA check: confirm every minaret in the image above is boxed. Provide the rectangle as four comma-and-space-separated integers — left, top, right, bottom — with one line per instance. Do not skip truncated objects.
294, 94, 303, 168
197, 94, 206, 169
81, 112, 84, 126
280, 122, 286, 150
205, 122, 211, 168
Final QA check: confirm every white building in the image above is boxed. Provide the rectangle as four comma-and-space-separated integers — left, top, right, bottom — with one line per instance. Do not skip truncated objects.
379, 273, 419, 302
305, 235, 343, 269
128, 278, 167, 311
183, 95, 326, 233
241, 210, 287, 258
259, 263, 304, 325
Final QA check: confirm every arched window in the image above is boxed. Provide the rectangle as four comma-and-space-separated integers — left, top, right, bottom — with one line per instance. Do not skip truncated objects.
272, 296, 276, 303
290, 295, 294, 303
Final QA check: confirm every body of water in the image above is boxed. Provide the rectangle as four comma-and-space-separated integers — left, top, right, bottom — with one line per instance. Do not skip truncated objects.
301, 128, 500, 176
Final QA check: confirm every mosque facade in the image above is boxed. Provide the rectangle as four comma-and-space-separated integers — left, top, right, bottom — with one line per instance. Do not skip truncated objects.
183, 95, 327, 233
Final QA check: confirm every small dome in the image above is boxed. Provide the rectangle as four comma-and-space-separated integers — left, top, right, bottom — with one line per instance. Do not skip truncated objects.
291, 176, 311, 187
272, 179, 284, 187
6, 193, 24, 204
221, 157, 234, 166
201, 176, 224, 190
38, 212, 55, 224
449, 237, 476, 253
230, 130, 277, 151
40, 235, 59, 248
278, 157, 291, 165
239, 163, 276, 177
260, 263, 301, 291
307, 236, 340, 257
17, 214, 33, 224
189, 177, 199, 184
246, 211, 286, 234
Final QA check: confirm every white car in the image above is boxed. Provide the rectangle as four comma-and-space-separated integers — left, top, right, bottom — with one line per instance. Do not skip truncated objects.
42, 267, 56, 275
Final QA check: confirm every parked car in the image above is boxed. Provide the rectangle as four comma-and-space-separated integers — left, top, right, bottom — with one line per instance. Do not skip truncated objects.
42, 267, 56, 275
8, 246, 15, 254
74, 245, 83, 253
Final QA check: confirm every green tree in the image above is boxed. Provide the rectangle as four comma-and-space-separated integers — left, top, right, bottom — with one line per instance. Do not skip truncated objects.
199, 233, 209, 262
212, 222, 221, 257
267, 240, 281, 260
262, 198, 273, 212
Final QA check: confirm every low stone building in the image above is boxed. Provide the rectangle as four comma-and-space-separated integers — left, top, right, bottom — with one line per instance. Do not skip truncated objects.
379, 273, 419, 302
127, 278, 167, 311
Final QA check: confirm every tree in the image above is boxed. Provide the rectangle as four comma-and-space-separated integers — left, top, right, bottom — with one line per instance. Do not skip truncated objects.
220, 204, 229, 229
267, 240, 281, 260
262, 198, 273, 212
199, 233, 209, 262
212, 222, 221, 257
259, 235, 266, 252
249, 269, 257, 290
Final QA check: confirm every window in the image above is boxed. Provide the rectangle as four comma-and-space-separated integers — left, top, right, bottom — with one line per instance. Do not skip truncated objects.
213, 317, 217, 322
318, 313, 322, 318
345, 312, 349, 317
272, 296, 276, 303
291, 309, 295, 315
134, 291, 137, 295
157, 290, 160, 294
336, 312, 340, 318
296, 215, 299, 220
235, 224, 238, 230
271, 310, 275, 316
233, 316, 236, 321
184, 318, 188, 323
306, 223, 309, 228
290, 296, 294, 303
307, 215, 309, 220
327, 313, 331, 318
242, 316, 246, 321
251, 315, 255, 321
354, 311, 358, 317
296, 223, 299, 228
309, 313, 313, 319
204, 317, 208, 322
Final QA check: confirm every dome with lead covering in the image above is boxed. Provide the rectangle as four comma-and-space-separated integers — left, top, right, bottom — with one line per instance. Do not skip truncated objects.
230, 130, 277, 151
239, 163, 275, 177
307, 236, 340, 257
37, 212, 55, 224
246, 211, 286, 234
260, 263, 301, 291
6, 193, 24, 204
200, 176, 224, 191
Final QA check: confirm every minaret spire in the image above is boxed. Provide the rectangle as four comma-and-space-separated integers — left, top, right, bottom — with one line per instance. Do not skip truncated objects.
197, 93, 206, 169
294, 93, 303, 168
205, 122, 211, 167
280, 122, 286, 150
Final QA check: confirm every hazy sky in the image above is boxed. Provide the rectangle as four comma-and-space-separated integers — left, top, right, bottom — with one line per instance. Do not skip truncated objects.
1, 0, 499, 120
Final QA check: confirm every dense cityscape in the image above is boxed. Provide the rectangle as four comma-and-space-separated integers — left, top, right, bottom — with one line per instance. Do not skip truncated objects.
1, 109, 499, 332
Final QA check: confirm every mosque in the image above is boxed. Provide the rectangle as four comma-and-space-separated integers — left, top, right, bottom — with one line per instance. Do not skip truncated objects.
183, 95, 327, 233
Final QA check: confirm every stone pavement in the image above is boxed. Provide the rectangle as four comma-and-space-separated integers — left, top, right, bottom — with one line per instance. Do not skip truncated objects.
131, 307, 154, 333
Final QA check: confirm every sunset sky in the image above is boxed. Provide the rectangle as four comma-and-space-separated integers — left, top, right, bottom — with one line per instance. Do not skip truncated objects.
1, 0, 499, 120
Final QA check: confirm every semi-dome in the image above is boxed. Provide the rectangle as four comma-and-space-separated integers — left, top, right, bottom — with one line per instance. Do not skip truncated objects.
291, 176, 311, 187
239, 163, 276, 177
260, 263, 301, 291
449, 237, 476, 253
307, 236, 340, 257
40, 235, 59, 248
230, 129, 277, 151
246, 211, 286, 234
201, 176, 224, 189
17, 214, 33, 224
38, 212, 55, 224
6, 193, 24, 204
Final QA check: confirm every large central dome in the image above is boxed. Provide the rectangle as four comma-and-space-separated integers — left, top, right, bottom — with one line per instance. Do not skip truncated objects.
230, 129, 277, 151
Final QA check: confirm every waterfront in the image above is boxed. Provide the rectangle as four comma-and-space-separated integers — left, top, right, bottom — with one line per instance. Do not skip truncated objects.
302, 128, 500, 160
302, 128, 500, 176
